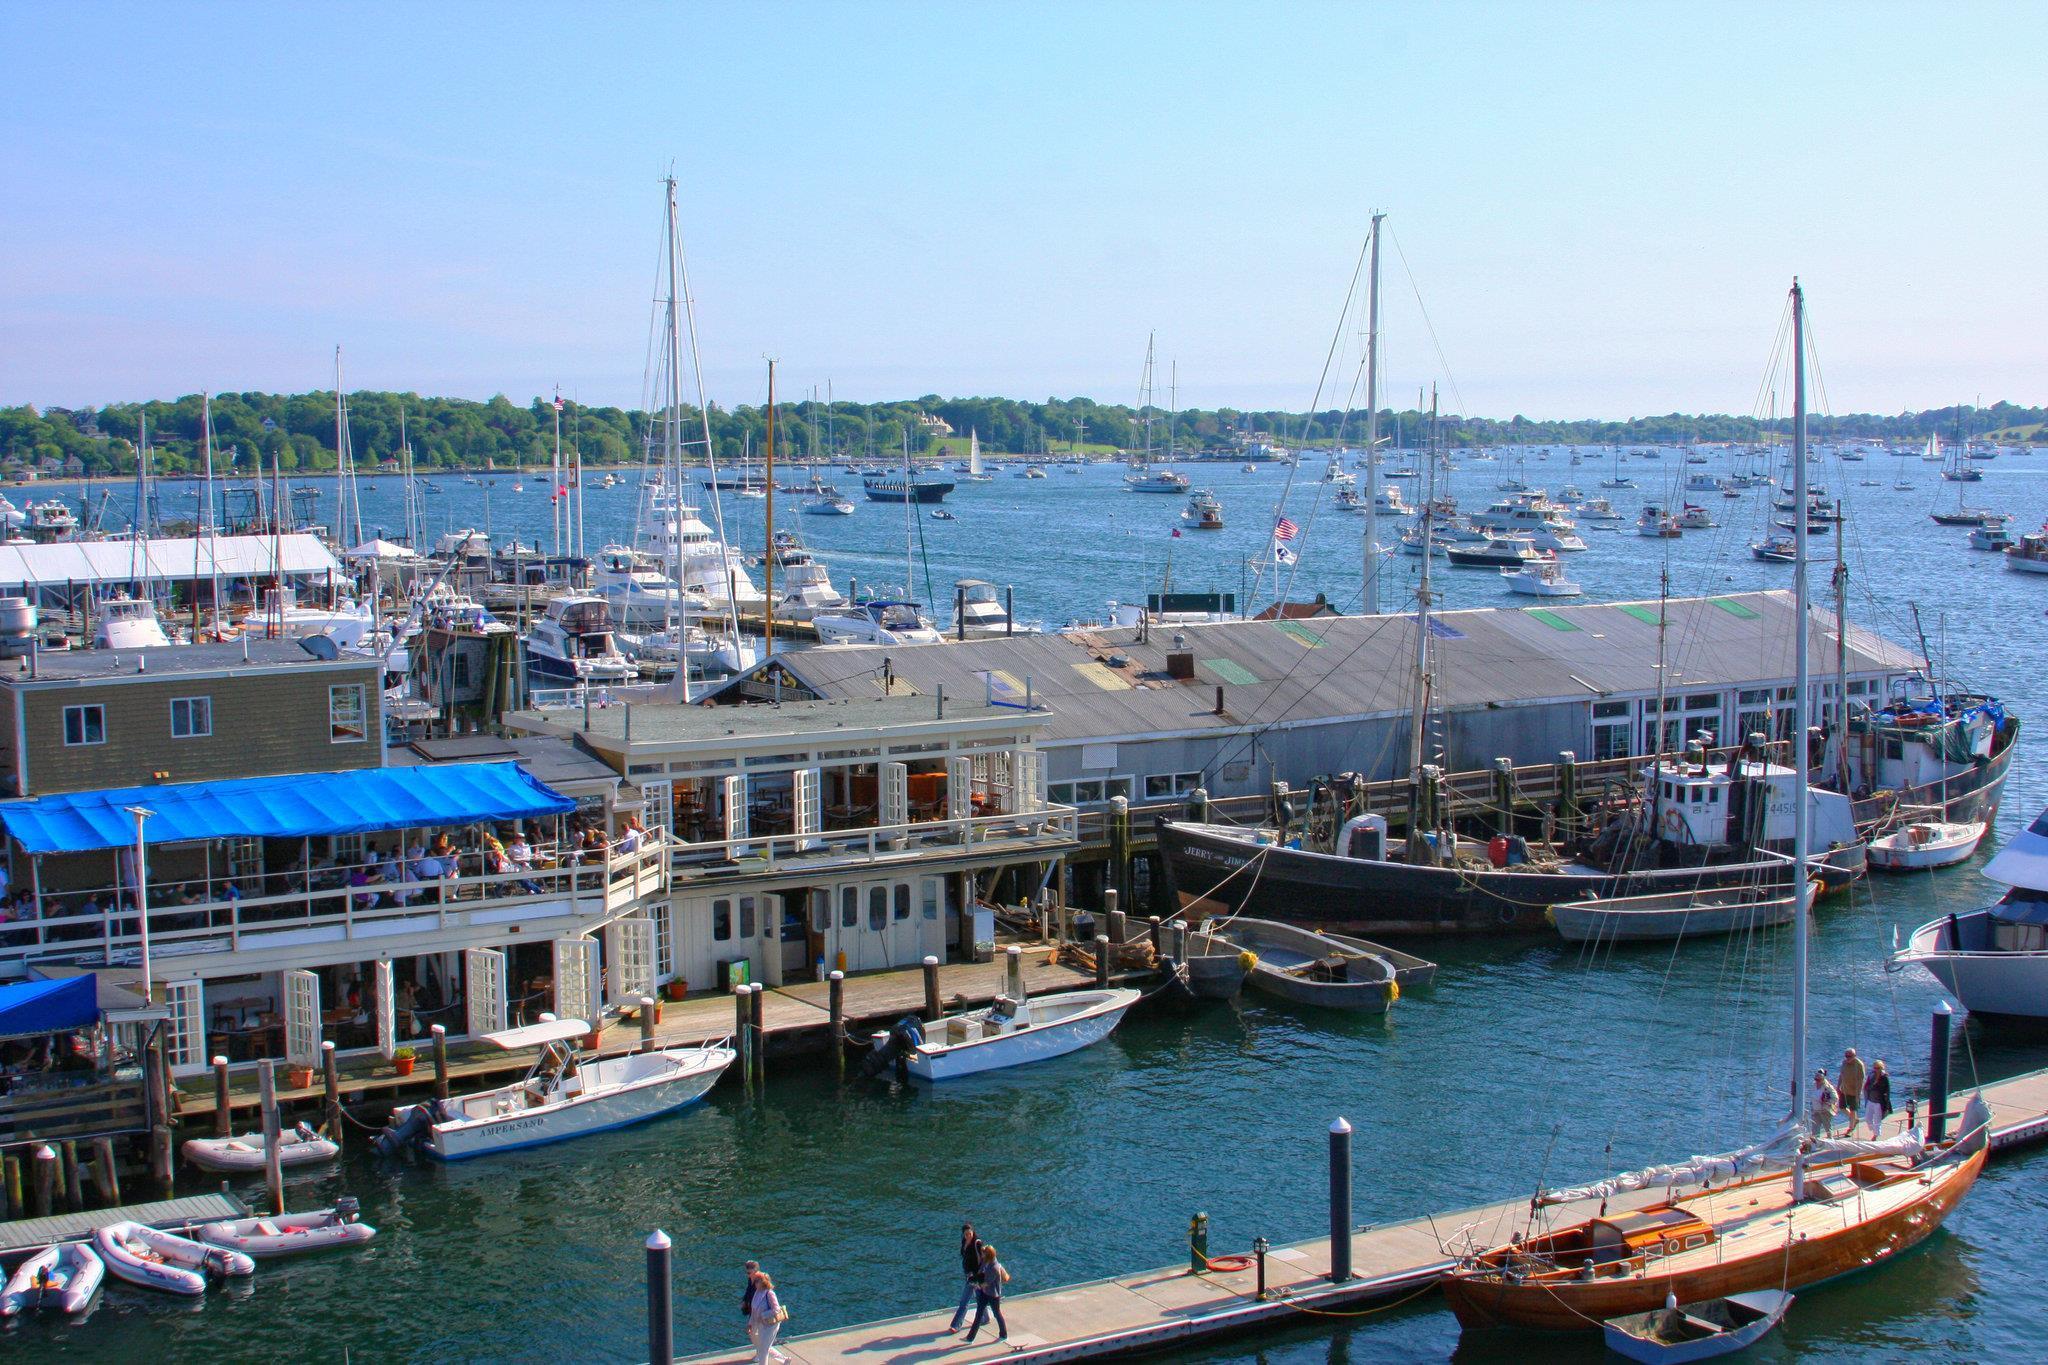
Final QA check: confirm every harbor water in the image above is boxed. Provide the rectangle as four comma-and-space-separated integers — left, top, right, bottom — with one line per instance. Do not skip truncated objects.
14, 447, 2048, 1361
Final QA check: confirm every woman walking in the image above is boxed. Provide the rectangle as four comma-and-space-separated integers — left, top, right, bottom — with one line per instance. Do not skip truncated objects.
961, 1243, 1010, 1345
947, 1223, 985, 1332
749, 1270, 789, 1364
1862, 1059, 1893, 1139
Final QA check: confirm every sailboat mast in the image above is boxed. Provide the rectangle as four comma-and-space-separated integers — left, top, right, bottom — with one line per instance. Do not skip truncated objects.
1408, 385, 1438, 780
662, 176, 692, 705
553, 386, 563, 559
764, 361, 777, 662
1790, 279, 1812, 1148
1833, 504, 1850, 791
333, 348, 347, 549
1362, 212, 1385, 615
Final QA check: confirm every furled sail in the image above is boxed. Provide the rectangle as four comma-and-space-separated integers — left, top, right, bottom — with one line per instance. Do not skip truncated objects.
1535, 1119, 1929, 1207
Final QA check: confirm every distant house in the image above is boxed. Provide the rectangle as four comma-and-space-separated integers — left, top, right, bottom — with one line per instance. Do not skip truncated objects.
261, 417, 279, 432
917, 412, 955, 437
1253, 593, 1338, 621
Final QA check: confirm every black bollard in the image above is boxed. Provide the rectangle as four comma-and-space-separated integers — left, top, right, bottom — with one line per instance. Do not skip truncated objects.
1254, 1235, 1269, 1301
1328, 1117, 1353, 1282
1929, 1002, 1953, 1142
645, 1229, 674, 1364
1095, 934, 1112, 988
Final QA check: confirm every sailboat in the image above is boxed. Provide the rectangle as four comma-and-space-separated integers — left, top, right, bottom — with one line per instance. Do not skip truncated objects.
1439, 283, 1989, 1335
962, 430, 994, 482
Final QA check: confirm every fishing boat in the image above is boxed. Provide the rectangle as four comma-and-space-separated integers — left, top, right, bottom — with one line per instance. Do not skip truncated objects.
1866, 819, 1985, 871
1175, 933, 1253, 1000
94, 1221, 253, 1296
1503, 556, 1582, 597
374, 1018, 733, 1160
1550, 883, 1804, 943
1749, 535, 1797, 562
884, 987, 1140, 1082
198, 1202, 377, 1258
1315, 929, 1437, 989
1603, 1290, 1793, 1363
1440, 283, 1989, 1336
1968, 520, 2015, 551
2004, 525, 2048, 574
183, 1122, 339, 1174
1197, 918, 1399, 1012
1, 1243, 102, 1316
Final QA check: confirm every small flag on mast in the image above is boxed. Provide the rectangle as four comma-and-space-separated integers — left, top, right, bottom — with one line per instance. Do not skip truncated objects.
1273, 517, 1299, 542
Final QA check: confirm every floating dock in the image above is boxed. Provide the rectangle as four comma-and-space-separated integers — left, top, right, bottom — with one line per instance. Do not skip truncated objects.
677, 1064, 2048, 1363
0, 1191, 247, 1260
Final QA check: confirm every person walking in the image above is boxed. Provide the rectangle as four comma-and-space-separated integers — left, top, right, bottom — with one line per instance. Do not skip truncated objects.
1809, 1069, 1838, 1134
961, 1243, 1010, 1345
740, 1260, 761, 1352
947, 1223, 985, 1333
749, 1270, 789, 1364
1837, 1048, 1866, 1135
1862, 1059, 1893, 1138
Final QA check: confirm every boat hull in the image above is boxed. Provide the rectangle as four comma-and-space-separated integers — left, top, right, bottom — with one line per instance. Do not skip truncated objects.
421, 1049, 732, 1160
1, 1244, 101, 1316
907, 989, 1137, 1081
1550, 890, 1798, 943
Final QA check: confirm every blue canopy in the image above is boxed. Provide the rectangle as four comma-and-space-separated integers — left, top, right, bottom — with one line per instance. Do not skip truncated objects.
0, 762, 575, 855
0, 976, 98, 1039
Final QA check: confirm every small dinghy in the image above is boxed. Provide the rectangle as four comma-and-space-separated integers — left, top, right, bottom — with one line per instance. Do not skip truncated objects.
1868, 820, 1986, 872
1550, 884, 1803, 944
183, 1121, 339, 1174
872, 988, 1141, 1082
93, 1221, 253, 1296
1178, 937, 1252, 1000
1603, 1289, 1792, 1363
1315, 929, 1438, 989
1198, 919, 1399, 1012
198, 1199, 376, 1259
1, 1242, 102, 1316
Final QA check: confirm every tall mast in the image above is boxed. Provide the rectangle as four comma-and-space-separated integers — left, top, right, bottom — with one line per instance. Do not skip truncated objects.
333, 347, 347, 549
1833, 502, 1850, 792
662, 176, 692, 704
553, 385, 563, 559
1790, 279, 1812, 1159
1362, 212, 1385, 615
1408, 385, 1439, 781
764, 360, 777, 662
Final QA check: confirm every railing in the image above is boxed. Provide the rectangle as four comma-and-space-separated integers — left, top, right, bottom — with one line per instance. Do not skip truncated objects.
0, 1077, 149, 1145
0, 839, 671, 970
667, 801, 1078, 876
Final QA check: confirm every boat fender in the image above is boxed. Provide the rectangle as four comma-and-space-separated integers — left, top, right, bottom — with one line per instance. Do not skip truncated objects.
1237, 951, 1258, 973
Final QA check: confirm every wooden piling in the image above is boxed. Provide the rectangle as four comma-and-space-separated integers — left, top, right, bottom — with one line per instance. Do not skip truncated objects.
322, 1041, 343, 1141
1491, 757, 1515, 837
640, 996, 659, 1052
747, 984, 766, 1084
733, 985, 751, 1080
60, 1139, 83, 1211
1148, 916, 1163, 952
922, 956, 942, 1021
258, 1059, 284, 1216
213, 1054, 232, 1137
1095, 935, 1112, 988
2, 1153, 20, 1220
149, 1124, 174, 1196
29, 1144, 56, 1217
90, 1137, 121, 1206
431, 1024, 451, 1101
828, 970, 846, 1075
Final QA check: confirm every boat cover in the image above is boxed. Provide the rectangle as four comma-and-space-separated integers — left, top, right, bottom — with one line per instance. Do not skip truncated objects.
1536, 1119, 1924, 1206
0, 975, 97, 1040
0, 762, 573, 854
1984, 807, 2048, 890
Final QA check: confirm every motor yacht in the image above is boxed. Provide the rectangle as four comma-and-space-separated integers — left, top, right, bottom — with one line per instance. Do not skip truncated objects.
593, 545, 683, 629
949, 579, 1038, 637
812, 599, 946, 646
524, 594, 638, 687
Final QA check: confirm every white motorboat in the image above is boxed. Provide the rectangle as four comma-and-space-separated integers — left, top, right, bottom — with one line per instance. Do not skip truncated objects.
92, 595, 172, 649
594, 545, 684, 628
802, 494, 857, 516
253, 586, 376, 649
1674, 503, 1715, 530
432, 528, 491, 558
812, 599, 945, 646
525, 594, 638, 688
2005, 527, 2048, 575
772, 558, 848, 622
1124, 469, 1190, 494
183, 1122, 340, 1173
1891, 805, 2048, 1019
878, 987, 1140, 1082
1968, 521, 2016, 551
1867, 820, 1986, 872
1503, 557, 1583, 597
1, 1243, 102, 1316
1636, 504, 1682, 537
198, 1203, 377, 1259
949, 579, 1037, 637
94, 1221, 253, 1296
1575, 496, 1623, 523
374, 1018, 734, 1160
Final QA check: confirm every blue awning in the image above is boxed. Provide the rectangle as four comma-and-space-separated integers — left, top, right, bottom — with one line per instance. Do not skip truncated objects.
0, 762, 575, 855
0, 976, 98, 1039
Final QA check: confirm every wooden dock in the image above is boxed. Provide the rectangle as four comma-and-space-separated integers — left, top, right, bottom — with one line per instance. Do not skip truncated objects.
677, 1063, 2048, 1364
0, 1191, 247, 1259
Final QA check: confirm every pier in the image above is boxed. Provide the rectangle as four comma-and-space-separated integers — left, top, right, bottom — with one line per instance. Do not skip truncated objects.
672, 1063, 2048, 1364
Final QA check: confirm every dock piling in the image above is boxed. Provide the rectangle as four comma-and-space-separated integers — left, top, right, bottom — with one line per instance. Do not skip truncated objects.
828, 970, 846, 1074
29, 1144, 55, 1217
1188, 1211, 1208, 1273
149, 1124, 174, 1196
60, 1139, 82, 1211
322, 1041, 343, 1141
1148, 916, 1163, 952
922, 956, 942, 1021
90, 1137, 120, 1206
213, 1054, 232, 1136
640, 996, 658, 1052
258, 1059, 284, 1216
1328, 1118, 1353, 1282
431, 1024, 451, 1101
734, 985, 751, 1081
1108, 908, 1127, 945
646, 1229, 674, 1365
1253, 1236, 1269, 1300
1930, 1002, 1954, 1142
747, 984, 766, 1085
3, 1152, 20, 1219
1095, 935, 1112, 988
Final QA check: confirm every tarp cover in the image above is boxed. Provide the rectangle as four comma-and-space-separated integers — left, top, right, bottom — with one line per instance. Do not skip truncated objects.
0, 976, 98, 1039
1984, 806, 2048, 890
0, 762, 573, 854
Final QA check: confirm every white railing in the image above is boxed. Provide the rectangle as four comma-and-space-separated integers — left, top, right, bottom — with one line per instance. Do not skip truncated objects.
0, 839, 671, 971
668, 801, 1077, 876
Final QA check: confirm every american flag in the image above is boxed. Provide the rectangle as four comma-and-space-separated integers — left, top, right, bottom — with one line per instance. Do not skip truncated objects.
1273, 517, 1299, 542
553, 394, 565, 412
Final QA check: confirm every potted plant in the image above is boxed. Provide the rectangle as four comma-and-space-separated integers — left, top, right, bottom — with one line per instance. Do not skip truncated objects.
663, 978, 687, 1003
583, 1023, 604, 1050
286, 1062, 315, 1089
392, 1045, 417, 1077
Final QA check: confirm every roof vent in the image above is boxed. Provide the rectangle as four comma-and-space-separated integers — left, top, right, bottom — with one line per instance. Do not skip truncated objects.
1165, 651, 1195, 681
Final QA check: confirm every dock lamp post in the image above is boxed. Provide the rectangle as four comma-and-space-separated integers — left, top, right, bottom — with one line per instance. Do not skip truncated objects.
124, 805, 155, 1001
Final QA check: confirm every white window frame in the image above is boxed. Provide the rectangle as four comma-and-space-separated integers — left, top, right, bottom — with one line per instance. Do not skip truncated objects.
1055, 775, 1135, 806
328, 683, 368, 744
1143, 771, 1203, 800
170, 695, 212, 739
62, 703, 105, 747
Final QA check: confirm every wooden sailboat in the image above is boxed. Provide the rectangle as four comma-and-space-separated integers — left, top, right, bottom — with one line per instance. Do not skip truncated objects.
1441, 283, 1990, 1334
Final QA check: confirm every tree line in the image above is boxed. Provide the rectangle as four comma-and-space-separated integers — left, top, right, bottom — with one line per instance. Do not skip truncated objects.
3, 389, 2042, 479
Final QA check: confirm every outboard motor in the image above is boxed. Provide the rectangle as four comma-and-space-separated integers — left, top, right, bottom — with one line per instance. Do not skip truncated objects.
335, 1195, 362, 1224
372, 1101, 443, 1156
858, 1015, 927, 1081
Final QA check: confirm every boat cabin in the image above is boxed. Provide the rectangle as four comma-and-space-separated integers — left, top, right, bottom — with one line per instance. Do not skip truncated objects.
1587, 1207, 1716, 1264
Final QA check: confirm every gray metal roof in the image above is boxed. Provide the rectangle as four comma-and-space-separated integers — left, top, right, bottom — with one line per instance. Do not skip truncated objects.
506, 693, 1038, 749
389, 734, 621, 790
755, 592, 1922, 745
3, 639, 371, 682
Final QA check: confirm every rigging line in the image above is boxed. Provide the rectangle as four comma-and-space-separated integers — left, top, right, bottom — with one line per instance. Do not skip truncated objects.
1385, 229, 1466, 419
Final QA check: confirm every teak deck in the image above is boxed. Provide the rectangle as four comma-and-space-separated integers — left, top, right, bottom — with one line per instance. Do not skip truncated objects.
676, 1065, 2048, 1363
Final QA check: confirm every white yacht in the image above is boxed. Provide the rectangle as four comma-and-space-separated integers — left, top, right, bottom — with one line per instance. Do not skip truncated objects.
1502, 556, 1583, 597
771, 556, 848, 622
252, 586, 376, 649
1892, 805, 2048, 1020
593, 545, 683, 629
812, 599, 946, 646
949, 579, 1038, 638
639, 484, 763, 612
1123, 469, 1190, 494
432, 528, 491, 558
1323, 456, 1355, 487
92, 595, 172, 649
1574, 496, 1623, 523
802, 493, 856, 515
524, 594, 638, 687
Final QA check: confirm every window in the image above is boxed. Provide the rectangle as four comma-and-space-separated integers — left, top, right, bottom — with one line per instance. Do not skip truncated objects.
841, 886, 858, 929
712, 898, 733, 941
1593, 700, 1630, 720
738, 896, 757, 939
1048, 776, 1134, 806
652, 903, 674, 976
63, 704, 105, 746
328, 684, 368, 743
1684, 693, 1720, 710
170, 696, 212, 739
893, 884, 911, 922
1592, 718, 1631, 761
921, 879, 940, 921
1143, 771, 1203, 800
868, 886, 887, 930
1737, 689, 1770, 706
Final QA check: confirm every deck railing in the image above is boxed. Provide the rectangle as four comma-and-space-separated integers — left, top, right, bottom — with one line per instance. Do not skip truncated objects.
667, 801, 1078, 876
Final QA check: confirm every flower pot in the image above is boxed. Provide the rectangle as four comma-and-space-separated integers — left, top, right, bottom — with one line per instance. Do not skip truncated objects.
663, 980, 687, 1002
583, 1029, 604, 1050
286, 1065, 315, 1090
393, 1056, 416, 1077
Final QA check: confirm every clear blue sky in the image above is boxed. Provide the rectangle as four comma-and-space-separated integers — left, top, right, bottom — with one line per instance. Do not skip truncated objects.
3, 1, 2042, 419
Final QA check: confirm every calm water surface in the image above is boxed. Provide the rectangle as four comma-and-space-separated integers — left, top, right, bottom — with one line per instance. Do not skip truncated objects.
17, 448, 2048, 1360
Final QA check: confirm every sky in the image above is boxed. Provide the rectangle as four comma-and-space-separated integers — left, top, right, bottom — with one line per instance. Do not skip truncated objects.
3, 1, 2043, 420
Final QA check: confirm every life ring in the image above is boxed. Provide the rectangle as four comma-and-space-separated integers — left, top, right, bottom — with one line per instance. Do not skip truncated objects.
1662, 807, 1686, 838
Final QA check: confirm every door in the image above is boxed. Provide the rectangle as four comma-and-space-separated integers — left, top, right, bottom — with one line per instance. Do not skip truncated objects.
947, 756, 975, 823
1014, 749, 1043, 813
164, 979, 205, 1072
880, 761, 908, 844
465, 947, 507, 1036
723, 774, 750, 855
373, 958, 396, 1059
553, 936, 596, 1023
793, 768, 822, 850
225, 836, 262, 893
615, 914, 656, 1004
284, 968, 323, 1068
676, 894, 718, 995
639, 778, 674, 846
